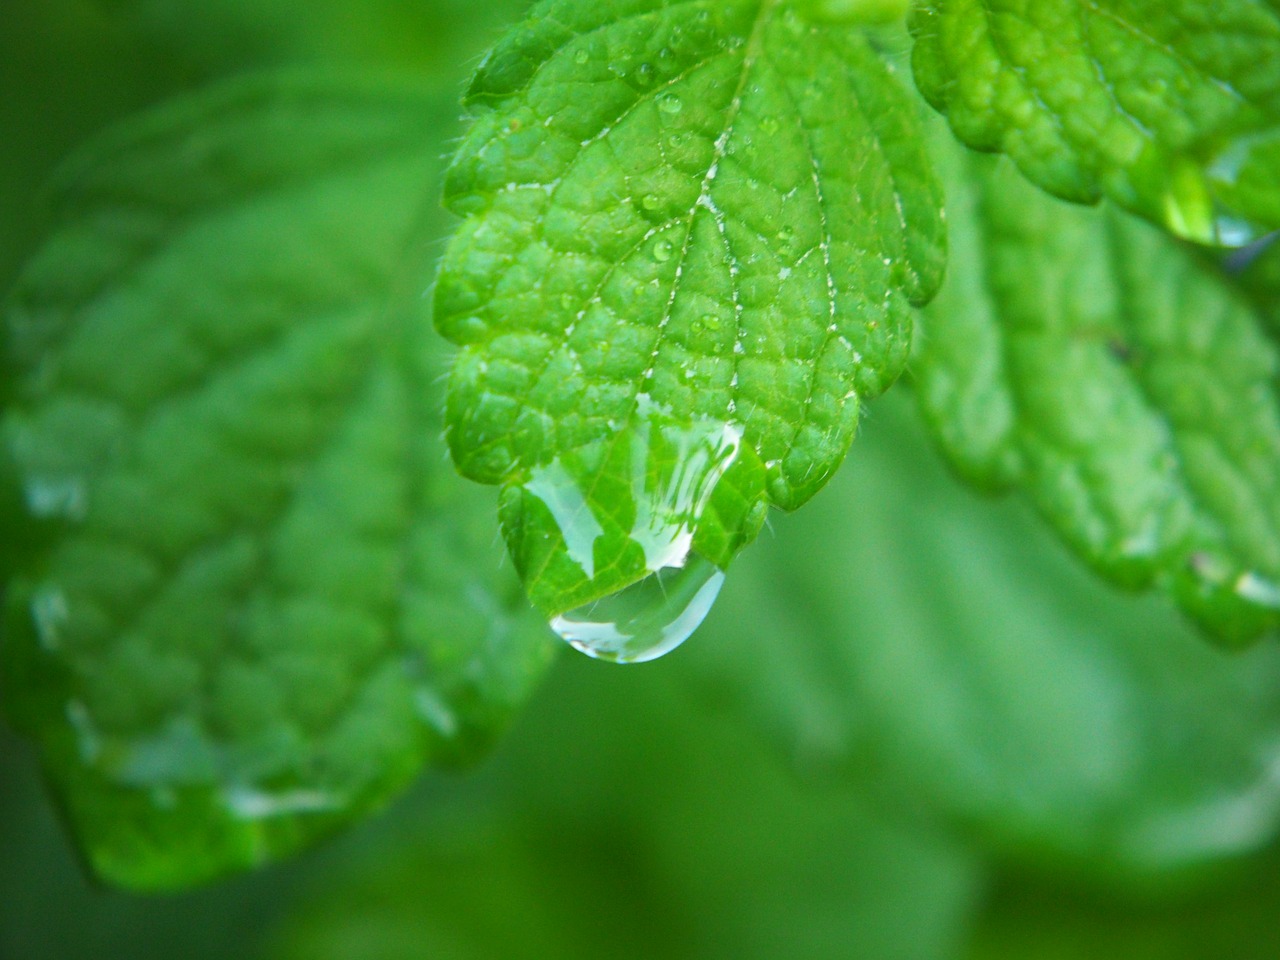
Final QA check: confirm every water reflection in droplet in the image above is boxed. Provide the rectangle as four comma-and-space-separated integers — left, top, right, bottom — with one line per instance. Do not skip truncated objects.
550, 555, 725, 663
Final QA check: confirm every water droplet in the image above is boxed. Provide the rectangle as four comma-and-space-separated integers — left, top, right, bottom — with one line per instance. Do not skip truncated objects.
224, 785, 339, 820
760, 115, 780, 135
635, 62, 655, 85
701, 313, 722, 331
1164, 152, 1267, 248
1235, 571, 1280, 610
524, 459, 605, 579
776, 225, 795, 245
414, 688, 460, 737
574, 48, 590, 65
658, 92, 684, 115
31, 586, 69, 652
66, 699, 102, 764
25, 476, 87, 521
641, 193, 661, 211
653, 238, 675, 262
550, 555, 725, 663
514, 398, 752, 663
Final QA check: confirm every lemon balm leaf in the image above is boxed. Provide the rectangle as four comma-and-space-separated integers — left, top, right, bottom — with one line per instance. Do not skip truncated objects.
0, 72, 556, 892
910, 0, 1280, 246
434, 0, 945, 643
915, 138, 1280, 647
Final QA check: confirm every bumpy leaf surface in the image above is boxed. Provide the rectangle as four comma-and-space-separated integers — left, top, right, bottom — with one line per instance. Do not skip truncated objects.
435, 0, 944, 614
914, 138, 1280, 646
911, 0, 1280, 245
0, 73, 555, 891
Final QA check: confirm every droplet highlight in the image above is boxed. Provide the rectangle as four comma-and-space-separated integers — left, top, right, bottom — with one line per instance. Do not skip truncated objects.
551, 555, 725, 663
658, 92, 684, 115
513, 397, 755, 663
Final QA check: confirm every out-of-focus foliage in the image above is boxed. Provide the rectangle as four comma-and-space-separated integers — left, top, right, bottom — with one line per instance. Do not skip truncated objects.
266, 661, 981, 960
681, 390, 1280, 887
0, 72, 556, 890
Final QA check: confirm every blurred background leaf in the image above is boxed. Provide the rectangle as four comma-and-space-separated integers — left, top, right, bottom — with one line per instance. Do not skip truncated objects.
678, 390, 1280, 890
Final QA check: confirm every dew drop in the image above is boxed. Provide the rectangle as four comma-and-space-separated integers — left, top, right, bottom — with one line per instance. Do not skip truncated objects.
1234, 571, 1280, 610
1163, 153, 1266, 249
641, 193, 661, 211
550, 555, 725, 663
516, 398, 750, 663
653, 238, 675, 262
524, 459, 605, 579
25, 476, 87, 521
224, 785, 339, 820
701, 312, 722, 331
658, 92, 684, 115
574, 48, 590, 65
66, 700, 102, 764
31, 585, 69, 652
759, 115, 780, 135
635, 62, 655, 85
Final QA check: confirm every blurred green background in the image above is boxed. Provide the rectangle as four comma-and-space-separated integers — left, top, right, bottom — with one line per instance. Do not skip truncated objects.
4, 1, 1280, 957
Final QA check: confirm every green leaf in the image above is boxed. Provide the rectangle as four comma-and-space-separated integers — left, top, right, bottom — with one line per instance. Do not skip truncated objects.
915, 136, 1280, 647
0, 71, 556, 892
434, 0, 945, 628
679, 391, 1280, 885
910, 0, 1280, 246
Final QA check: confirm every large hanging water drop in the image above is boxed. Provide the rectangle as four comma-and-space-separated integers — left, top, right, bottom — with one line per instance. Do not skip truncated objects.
551, 555, 725, 663
508, 396, 764, 664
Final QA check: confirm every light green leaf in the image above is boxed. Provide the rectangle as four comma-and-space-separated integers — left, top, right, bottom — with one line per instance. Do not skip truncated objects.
915, 137, 1280, 646
434, 0, 945, 632
0, 72, 555, 892
910, 0, 1280, 245
679, 392, 1280, 884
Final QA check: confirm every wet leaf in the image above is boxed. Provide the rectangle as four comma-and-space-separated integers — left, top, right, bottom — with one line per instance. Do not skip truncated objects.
916, 138, 1280, 646
434, 0, 944, 638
